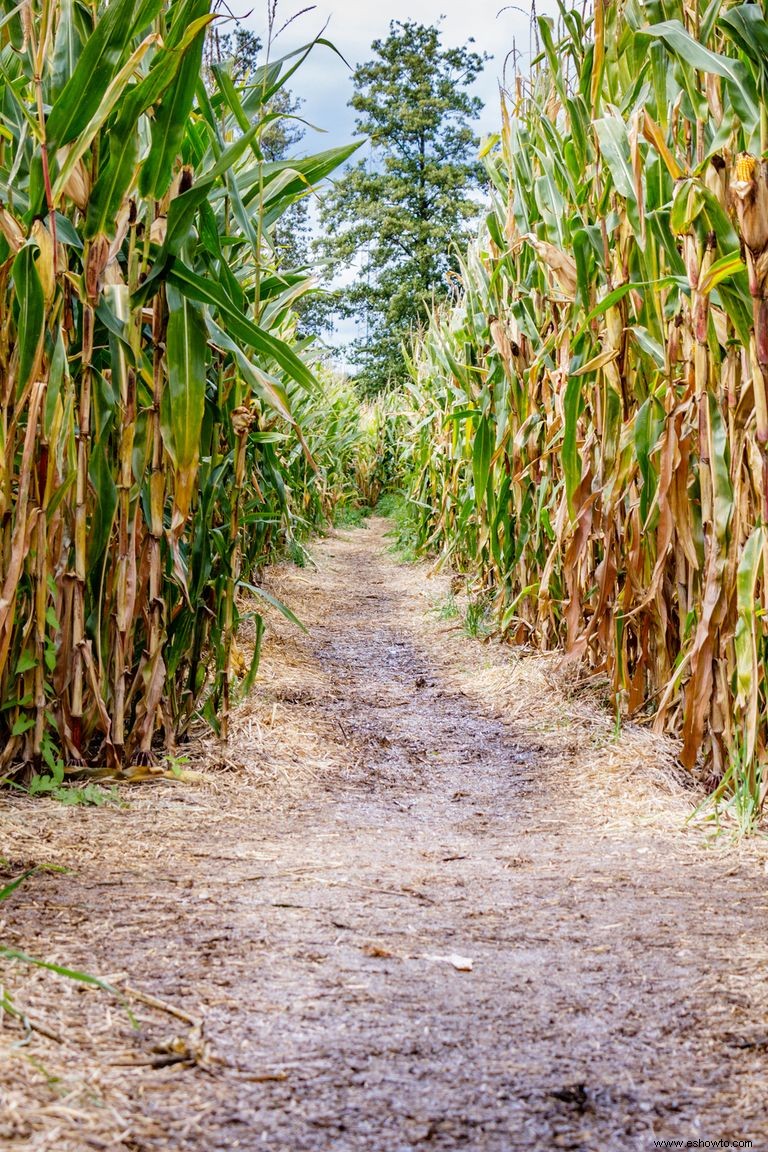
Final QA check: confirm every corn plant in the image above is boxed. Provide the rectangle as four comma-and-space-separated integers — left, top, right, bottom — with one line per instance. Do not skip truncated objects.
282, 367, 368, 527
352, 391, 409, 506
0, 0, 359, 772
408, 0, 768, 789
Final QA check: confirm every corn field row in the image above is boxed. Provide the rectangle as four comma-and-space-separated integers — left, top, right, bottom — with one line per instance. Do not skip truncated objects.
407, 0, 768, 785
0, 0, 371, 774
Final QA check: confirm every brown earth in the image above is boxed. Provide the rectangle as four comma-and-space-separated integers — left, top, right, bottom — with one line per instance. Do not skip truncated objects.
1, 517, 768, 1151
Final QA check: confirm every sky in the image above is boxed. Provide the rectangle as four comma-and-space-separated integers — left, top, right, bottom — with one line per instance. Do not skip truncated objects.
238, 1, 556, 355
257, 0, 551, 150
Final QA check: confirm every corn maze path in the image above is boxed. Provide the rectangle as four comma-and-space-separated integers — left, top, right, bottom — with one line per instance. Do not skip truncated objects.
2, 518, 768, 1151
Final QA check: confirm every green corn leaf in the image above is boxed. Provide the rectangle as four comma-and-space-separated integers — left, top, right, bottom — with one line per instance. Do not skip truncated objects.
85, 130, 139, 240
49, 0, 82, 101
240, 37, 350, 115
634, 396, 662, 525
1, 0, 24, 49
138, 0, 211, 200
239, 143, 364, 210
43, 326, 67, 438
630, 325, 666, 369
563, 374, 582, 520
671, 179, 703, 235
49, 212, 83, 248
211, 62, 251, 136
206, 317, 293, 423
52, 33, 159, 203
46, 0, 162, 147
87, 436, 118, 566
643, 19, 758, 128
136, 116, 266, 297
161, 285, 208, 523
594, 115, 636, 201
0, 946, 117, 993
0, 55, 41, 143
708, 392, 732, 553
719, 5, 768, 80
734, 527, 765, 764
163, 261, 320, 395
240, 615, 265, 695
12, 244, 44, 394
237, 581, 308, 633
117, 12, 215, 129
472, 416, 493, 508
697, 250, 746, 294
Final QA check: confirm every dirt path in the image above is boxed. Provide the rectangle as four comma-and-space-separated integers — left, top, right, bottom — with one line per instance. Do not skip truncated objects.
2, 518, 768, 1151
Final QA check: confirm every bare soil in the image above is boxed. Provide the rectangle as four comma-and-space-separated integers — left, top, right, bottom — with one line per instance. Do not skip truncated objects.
2, 518, 768, 1151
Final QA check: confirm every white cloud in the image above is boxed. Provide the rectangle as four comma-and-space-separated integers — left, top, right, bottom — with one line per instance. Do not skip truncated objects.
237, 1, 556, 150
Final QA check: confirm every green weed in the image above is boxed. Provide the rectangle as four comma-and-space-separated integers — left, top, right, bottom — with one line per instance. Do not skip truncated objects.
691, 737, 767, 839
286, 538, 310, 568
463, 597, 492, 639
377, 492, 420, 563
431, 594, 460, 621
333, 503, 371, 528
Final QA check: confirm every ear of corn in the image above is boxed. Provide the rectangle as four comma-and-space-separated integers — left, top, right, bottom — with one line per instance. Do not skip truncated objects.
408, 0, 768, 784
0, 0, 361, 771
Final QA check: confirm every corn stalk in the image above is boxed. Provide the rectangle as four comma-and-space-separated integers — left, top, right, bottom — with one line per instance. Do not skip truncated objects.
408, 0, 768, 786
0, 0, 360, 771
